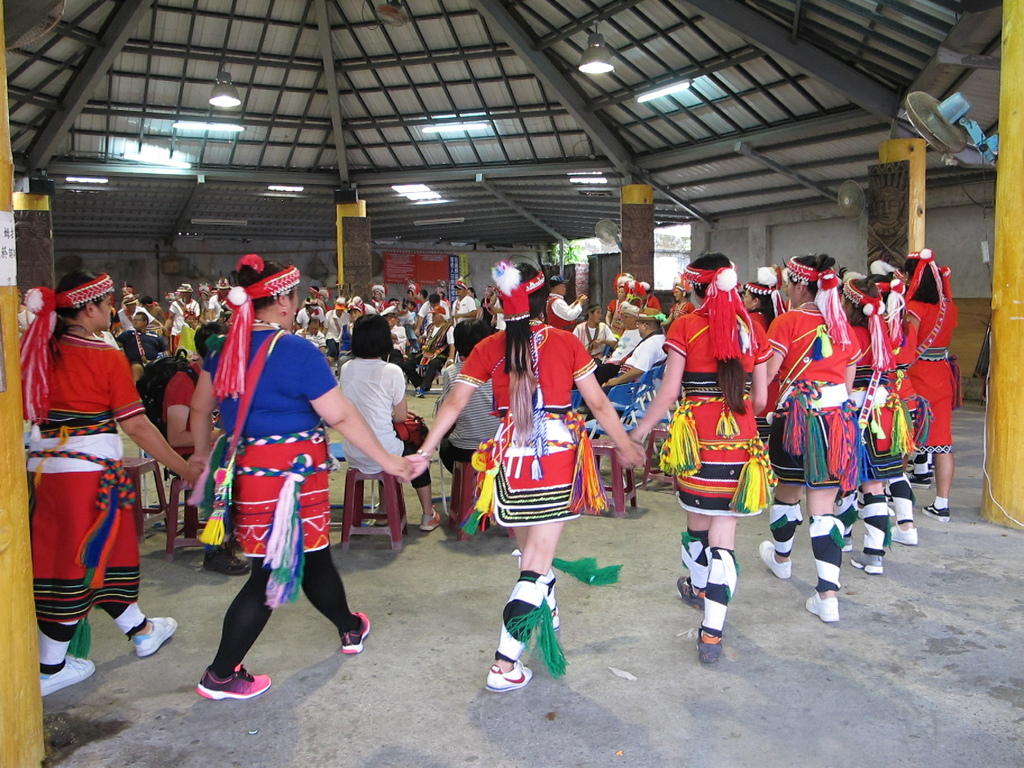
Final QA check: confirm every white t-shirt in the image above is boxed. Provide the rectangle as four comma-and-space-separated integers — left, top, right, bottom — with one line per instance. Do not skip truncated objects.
118, 306, 155, 330
324, 309, 344, 341
574, 321, 615, 355
607, 329, 641, 365
453, 295, 477, 324
338, 358, 405, 473
206, 295, 222, 318
168, 299, 201, 335
550, 295, 583, 322
622, 333, 667, 372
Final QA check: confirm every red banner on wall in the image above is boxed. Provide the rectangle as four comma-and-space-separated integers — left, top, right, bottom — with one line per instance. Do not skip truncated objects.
383, 251, 452, 285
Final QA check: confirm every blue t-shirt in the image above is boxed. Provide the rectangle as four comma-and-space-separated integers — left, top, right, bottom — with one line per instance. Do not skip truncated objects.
204, 330, 338, 436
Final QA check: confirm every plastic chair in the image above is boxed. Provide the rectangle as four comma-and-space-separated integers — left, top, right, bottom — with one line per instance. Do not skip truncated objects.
339, 467, 408, 550
122, 456, 167, 542
164, 476, 204, 561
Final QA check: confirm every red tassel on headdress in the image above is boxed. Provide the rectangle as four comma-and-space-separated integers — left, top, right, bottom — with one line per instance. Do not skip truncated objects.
19, 287, 58, 423
939, 266, 953, 302
906, 248, 943, 303
865, 303, 895, 372
214, 260, 260, 399
686, 266, 752, 360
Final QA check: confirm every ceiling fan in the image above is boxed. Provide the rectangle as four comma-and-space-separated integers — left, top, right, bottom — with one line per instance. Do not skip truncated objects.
5, 0, 64, 49
374, 0, 409, 27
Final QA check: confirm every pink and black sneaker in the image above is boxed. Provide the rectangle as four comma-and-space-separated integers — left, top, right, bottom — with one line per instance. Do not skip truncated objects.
340, 613, 371, 654
196, 665, 271, 700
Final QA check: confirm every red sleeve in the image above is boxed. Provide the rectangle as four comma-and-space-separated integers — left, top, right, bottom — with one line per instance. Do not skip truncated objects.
646, 295, 662, 311
607, 300, 616, 314
107, 350, 146, 421
163, 371, 196, 409
458, 332, 503, 387
569, 333, 597, 380
663, 313, 690, 358
768, 312, 794, 358
752, 322, 773, 365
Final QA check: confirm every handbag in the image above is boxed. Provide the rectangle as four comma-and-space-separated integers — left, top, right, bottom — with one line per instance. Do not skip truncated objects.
394, 412, 429, 448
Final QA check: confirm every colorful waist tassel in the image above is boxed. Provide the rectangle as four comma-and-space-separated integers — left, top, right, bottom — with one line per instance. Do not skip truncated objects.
731, 439, 777, 515
199, 435, 231, 546
263, 454, 314, 609
661, 401, 702, 477
464, 439, 499, 535
567, 415, 607, 515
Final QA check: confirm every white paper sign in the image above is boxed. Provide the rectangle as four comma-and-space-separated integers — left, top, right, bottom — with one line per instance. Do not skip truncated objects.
0, 210, 14, 286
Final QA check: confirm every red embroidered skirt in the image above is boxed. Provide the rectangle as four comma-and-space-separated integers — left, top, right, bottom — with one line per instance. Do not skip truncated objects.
233, 439, 330, 556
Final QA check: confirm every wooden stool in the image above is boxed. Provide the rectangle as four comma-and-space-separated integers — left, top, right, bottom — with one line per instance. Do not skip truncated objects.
165, 476, 204, 561
642, 425, 672, 489
591, 439, 637, 518
339, 467, 408, 550
122, 456, 168, 542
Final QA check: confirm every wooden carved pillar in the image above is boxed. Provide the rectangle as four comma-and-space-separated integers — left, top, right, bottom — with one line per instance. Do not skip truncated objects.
620, 184, 654, 286
867, 139, 927, 266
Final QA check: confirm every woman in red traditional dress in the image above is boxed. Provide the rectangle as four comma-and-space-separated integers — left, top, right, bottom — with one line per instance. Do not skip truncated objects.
667, 276, 696, 328
417, 261, 644, 692
743, 266, 786, 442
756, 255, 862, 624
905, 248, 959, 522
633, 253, 775, 664
22, 271, 200, 697
189, 255, 417, 701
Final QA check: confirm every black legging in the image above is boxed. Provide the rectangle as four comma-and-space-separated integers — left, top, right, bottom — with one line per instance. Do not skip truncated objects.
209, 548, 359, 677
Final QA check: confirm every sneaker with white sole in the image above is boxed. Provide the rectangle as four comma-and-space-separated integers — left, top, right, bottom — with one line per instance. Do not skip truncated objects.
340, 612, 370, 654
758, 540, 792, 580
486, 660, 533, 692
41, 657, 95, 697
419, 511, 442, 532
133, 617, 177, 658
806, 593, 840, 623
196, 665, 271, 700
910, 472, 933, 488
851, 552, 884, 575
891, 525, 919, 546
841, 535, 853, 553
924, 504, 950, 523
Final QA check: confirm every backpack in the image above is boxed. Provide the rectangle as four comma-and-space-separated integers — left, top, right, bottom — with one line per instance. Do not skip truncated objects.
136, 351, 199, 436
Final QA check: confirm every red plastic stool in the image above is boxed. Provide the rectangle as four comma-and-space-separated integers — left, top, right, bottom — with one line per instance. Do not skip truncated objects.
642, 425, 671, 489
591, 439, 637, 518
339, 467, 408, 550
165, 476, 205, 561
122, 456, 168, 542
449, 462, 516, 541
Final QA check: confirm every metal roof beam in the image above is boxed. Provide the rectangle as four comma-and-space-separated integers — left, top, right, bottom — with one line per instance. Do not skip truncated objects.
474, 0, 634, 174
478, 178, 566, 242
314, 0, 348, 183
682, 0, 900, 119
733, 142, 835, 202
26, 0, 153, 172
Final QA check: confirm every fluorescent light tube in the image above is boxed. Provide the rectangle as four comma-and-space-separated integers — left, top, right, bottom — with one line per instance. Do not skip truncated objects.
413, 217, 465, 226
66, 176, 108, 183
569, 176, 608, 184
421, 123, 488, 133
636, 80, 692, 103
173, 121, 245, 132
268, 185, 304, 192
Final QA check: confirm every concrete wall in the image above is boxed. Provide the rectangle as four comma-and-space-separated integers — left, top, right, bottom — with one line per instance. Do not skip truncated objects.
691, 178, 996, 298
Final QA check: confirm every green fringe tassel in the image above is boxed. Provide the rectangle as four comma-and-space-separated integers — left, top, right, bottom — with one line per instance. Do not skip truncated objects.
552, 556, 622, 585
67, 617, 91, 659
505, 604, 567, 678
829, 522, 846, 550
681, 530, 700, 548
883, 514, 892, 548
769, 515, 789, 531
837, 504, 859, 529
461, 507, 487, 536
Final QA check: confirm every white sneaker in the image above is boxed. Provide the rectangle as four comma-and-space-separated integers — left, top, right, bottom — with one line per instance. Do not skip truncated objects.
133, 617, 178, 658
851, 553, 884, 575
419, 511, 442, 532
841, 535, 853, 553
806, 593, 840, 623
41, 657, 95, 696
758, 540, 792, 580
486, 660, 533, 692
891, 525, 919, 546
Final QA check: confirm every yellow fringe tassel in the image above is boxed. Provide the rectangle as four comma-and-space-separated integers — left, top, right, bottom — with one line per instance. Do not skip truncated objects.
471, 445, 499, 517
199, 512, 226, 546
888, 395, 916, 456
660, 402, 701, 477
716, 407, 740, 439
731, 440, 778, 515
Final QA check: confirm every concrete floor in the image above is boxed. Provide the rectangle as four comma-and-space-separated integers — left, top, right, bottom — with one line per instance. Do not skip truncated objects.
42, 403, 1024, 768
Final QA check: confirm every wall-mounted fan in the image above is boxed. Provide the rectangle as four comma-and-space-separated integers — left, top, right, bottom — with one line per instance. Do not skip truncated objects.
5, 0, 64, 49
837, 180, 866, 219
595, 219, 622, 251
374, 0, 409, 27
904, 91, 998, 166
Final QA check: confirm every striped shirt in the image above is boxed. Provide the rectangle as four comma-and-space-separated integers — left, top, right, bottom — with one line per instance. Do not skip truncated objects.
440, 360, 501, 450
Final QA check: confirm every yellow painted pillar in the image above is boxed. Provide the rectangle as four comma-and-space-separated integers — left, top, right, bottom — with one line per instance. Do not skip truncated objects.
982, 2, 1024, 529
878, 138, 927, 252
334, 193, 366, 293
620, 183, 654, 287
0, 2, 47, 763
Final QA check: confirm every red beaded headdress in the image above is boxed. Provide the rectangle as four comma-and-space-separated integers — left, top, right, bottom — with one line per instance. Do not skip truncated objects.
55, 273, 114, 308
214, 254, 301, 399
683, 263, 752, 360
492, 261, 545, 321
744, 266, 786, 318
784, 256, 851, 348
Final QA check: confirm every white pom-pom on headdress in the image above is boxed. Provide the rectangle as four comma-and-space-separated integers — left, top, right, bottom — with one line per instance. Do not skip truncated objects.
716, 267, 738, 292
492, 260, 522, 296
755, 266, 777, 287
919, 248, 934, 260
870, 260, 896, 276
24, 287, 45, 314
640, 281, 651, 292
862, 303, 875, 317
227, 285, 249, 308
